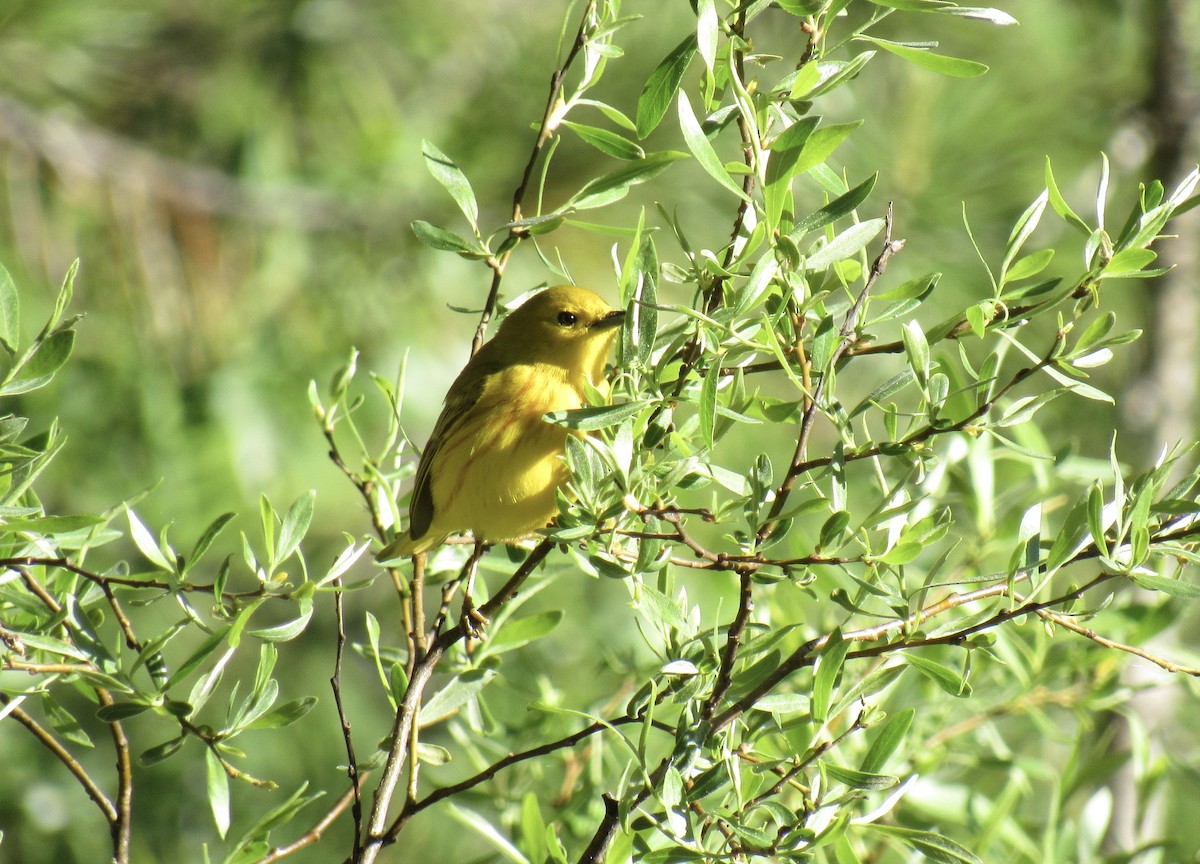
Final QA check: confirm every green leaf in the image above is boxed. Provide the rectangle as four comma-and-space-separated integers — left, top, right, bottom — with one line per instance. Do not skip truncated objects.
753, 693, 809, 714
861, 36, 989, 77
868, 825, 983, 864
860, 707, 914, 773
0, 514, 105, 535
901, 320, 931, 381
867, 0, 954, 8
1129, 573, 1200, 599
419, 669, 497, 725
138, 736, 186, 766
635, 35, 697, 138
3, 329, 76, 395
791, 173, 878, 239
411, 220, 483, 256
96, 701, 150, 722
806, 218, 884, 271
546, 400, 648, 431
276, 489, 315, 564
246, 696, 318, 729
206, 748, 231, 838
167, 626, 231, 691
562, 121, 645, 160
764, 117, 819, 229
1101, 248, 1157, 277
486, 610, 564, 652
1045, 496, 1089, 573
422, 139, 478, 226
677, 92, 751, 201
791, 121, 863, 177
1045, 157, 1091, 235
128, 509, 173, 571
700, 357, 721, 448
776, 0, 824, 14
1004, 248, 1055, 282
905, 653, 971, 696
821, 761, 899, 791
812, 629, 850, 723
1000, 190, 1048, 279
696, 0, 718, 72
247, 599, 314, 642
566, 151, 687, 210
0, 262, 18, 354
41, 694, 94, 748
190, 512, 236, 570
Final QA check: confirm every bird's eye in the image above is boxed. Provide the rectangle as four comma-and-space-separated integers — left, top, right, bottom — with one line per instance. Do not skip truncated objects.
556, 311, 578, 327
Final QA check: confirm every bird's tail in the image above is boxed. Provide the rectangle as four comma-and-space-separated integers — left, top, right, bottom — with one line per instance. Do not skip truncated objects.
375, 530, 439, 563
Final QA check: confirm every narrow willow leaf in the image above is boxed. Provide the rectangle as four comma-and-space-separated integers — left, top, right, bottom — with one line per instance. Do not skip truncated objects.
860, 707, 914, 773
129, 509, 173, 571
190, 512, 236, 570
791, 173, 878, 239
696, 0, 718, 72
862, 37, 989, 77
806, 218, 884, 271
138, 736, 186, 766
1101, 248, 1157, 277
486, 610, 564, 652
1129, 573, 1200, 599
869, 825, 983, 864
764, 117, 820, 229
812, 629, 850, 723
546, 400, 648, 431
677, 92, 751, 201
246, 696, 318, 729
276, 490, 316, 564
7, 329, 75, 394
636, 35, 697, 138
0, 262, 18, 354
1000, 190, 1048, 278
1004, 248, 1055, 282
792, 121, 863, 177
700, 358, 721, 449
419, 669, 498, 725
566, 152, 687, 210
1044, 159, 1091, 236
905, 653, 970, 696
561, 121, 645, 160
411, 220, 482, 256
821, 761, 899, 791
206, 748, 231, 838
247, 599, 314, 642
422, 139, 478, 226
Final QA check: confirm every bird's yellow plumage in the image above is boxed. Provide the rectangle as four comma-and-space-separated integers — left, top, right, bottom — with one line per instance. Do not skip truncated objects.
377, 285, 624, 561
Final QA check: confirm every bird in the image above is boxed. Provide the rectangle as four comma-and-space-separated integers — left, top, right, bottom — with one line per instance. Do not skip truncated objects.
376, 286, 625, 608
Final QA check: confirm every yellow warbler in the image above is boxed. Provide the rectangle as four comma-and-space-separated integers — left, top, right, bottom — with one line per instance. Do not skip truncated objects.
377, 285, 624, 561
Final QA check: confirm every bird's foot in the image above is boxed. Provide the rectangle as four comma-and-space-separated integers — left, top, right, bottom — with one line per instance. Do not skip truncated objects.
460, 597, 489, 640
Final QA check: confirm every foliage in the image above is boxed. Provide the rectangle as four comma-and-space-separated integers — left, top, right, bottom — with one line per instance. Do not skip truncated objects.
2, 2, 1200, 864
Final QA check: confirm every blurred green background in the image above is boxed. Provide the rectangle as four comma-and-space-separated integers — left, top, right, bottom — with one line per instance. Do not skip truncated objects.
0, 1, 1195, 861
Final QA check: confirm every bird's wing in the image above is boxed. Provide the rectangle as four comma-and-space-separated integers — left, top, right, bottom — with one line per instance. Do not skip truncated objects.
407, 359, 502, 542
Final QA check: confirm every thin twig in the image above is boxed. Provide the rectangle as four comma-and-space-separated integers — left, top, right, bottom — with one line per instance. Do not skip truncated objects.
357, 541, 553, 864
1034, 603, 1200, 676
330, 581, 362, 860
757, 204, 904, 547
255, 779, 366, 864
473, 0, 600, 354
1, 695, 118, 823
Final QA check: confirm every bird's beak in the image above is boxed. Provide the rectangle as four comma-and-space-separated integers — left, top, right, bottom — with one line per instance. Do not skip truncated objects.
594, 309, 626, 329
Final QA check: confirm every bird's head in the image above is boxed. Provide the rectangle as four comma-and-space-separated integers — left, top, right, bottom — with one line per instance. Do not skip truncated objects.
493, 285, 626, 379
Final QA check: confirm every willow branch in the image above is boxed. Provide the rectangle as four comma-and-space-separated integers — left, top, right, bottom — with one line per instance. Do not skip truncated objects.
473, 0, 600, 354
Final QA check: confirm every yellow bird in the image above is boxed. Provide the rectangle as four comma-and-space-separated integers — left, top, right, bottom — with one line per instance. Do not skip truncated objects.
377, 285, 625, 562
